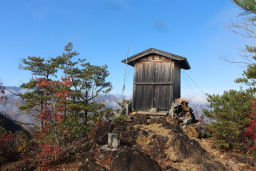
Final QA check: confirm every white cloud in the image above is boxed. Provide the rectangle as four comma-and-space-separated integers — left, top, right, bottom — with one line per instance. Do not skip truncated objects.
183, 95, 208, 105
182, 88, 226, 96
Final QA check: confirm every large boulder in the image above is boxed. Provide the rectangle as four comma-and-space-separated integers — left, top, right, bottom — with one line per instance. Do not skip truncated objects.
228, 153, 256, 166
183, 123, 211, 139
147, 134, 168, 159
78, 159, 107, 171
88, 121, 112, 145
111, 122, 140, 147
110, 148, 161, 171
1, 158, 36, 171
164, 166, 179, 171
200, 161, 227, 171
162, 122, 208, 164
130, 114, 150, 125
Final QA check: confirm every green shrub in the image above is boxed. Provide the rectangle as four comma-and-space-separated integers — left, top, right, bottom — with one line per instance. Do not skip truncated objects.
203, 89, 253, 151
113, 115, 127, 123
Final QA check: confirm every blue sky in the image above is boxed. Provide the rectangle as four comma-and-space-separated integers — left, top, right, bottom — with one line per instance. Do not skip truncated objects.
0, 0, 252, 97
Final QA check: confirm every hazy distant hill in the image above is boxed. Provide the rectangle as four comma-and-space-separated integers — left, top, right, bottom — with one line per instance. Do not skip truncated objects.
95, 94, 124, 110
0, 87, 35, 124
0, 86, 36, 131
0, 86, 208, 126
0, 86, 124, 126
184, 95, 209, 121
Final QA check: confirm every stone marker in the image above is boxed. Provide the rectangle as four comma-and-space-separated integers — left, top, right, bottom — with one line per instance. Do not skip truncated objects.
108, 133, 120, 149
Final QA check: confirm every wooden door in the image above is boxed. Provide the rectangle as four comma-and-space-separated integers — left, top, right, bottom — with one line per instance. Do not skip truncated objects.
133, 61, 173, 111
153, 62, 173, 111
154, 85, 173, 111
133, 62, 154, 111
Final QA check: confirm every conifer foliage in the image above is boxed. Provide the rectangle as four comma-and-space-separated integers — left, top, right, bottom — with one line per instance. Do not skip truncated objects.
233, 0, 256, 17
204, 0, 256, 155
18, 43, 112, 166
244, 98, 256, 151
203, 90, 254, 151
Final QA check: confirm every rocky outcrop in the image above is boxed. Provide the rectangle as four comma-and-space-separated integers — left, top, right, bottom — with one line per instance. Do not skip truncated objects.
78, 159, 107, 171
135, 122, 212, 169
168, 129, 207, 163
183, 123, 211, 139
227, 153, 256, 166
0, 158, 36, 171
84, 115, 236, 170
169, 98, 197, 125
46, 114, 256, 170
130, 114, 150, 125
200, 161, 227, 171
4, 109, 253, 171
89, 121, 112, 145
163, 122, 208, 163
110, 148, 161, 171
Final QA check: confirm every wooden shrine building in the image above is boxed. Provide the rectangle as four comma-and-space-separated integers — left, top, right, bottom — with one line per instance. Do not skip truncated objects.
121, 48, 190, 113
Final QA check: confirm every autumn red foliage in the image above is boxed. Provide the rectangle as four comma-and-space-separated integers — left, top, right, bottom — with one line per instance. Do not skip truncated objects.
33, 77, 72, 167
244, 99, 256, 153
0, 83, 19, 163
36, 144, 62, 167
0, 133, 15, 150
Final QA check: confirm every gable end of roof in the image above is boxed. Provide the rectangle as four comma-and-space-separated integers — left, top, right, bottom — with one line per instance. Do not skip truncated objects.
121, 48, 190, 70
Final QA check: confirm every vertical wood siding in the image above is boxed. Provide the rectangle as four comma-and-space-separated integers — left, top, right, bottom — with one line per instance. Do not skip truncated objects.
133, 55, 178, 111
173, 63, 181, 100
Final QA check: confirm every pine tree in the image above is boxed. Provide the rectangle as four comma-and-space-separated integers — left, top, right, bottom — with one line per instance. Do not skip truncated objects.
19, 42, 112, 138
203, 90, 253, 150
54, 43, 112, 118
204, 0, 256, 153
232, 0, 256, 93
233, 0, 256, 18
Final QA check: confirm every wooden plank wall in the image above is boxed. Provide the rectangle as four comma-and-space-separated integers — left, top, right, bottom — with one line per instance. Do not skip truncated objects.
133, 55, 177, 111
133, 58, 154, 111
173, 63, 181, 100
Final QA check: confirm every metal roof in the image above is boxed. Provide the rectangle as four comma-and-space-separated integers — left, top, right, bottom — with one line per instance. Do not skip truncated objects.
121, 48, 190, 70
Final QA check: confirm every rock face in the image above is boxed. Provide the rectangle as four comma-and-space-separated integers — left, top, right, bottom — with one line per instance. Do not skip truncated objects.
130, 114, 150, 125
9, 107, 252, 171
135, 122, 210, 169
110, 148, 161, 171
163, 122, 208, 163
183, 123, 211, 139
78, 159, 107, 171
169, 98, 197, 125
84, 116, 232, 170
0, 159, 36, 171
228, 153, 256, 166
89, 121, 112, 145
200, 161, 227, 171
111, 121, 140, 147
168, 130, 207, 163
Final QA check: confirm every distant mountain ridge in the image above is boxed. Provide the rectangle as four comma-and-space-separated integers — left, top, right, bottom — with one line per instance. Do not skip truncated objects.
0, 86, 124, 126
0, 86, 208, 126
